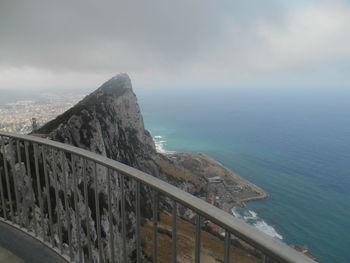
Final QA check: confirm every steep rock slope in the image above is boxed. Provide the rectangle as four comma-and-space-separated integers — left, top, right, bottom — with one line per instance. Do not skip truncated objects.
38, 73, 155, 165
34, 74, 208, 262
9, 73, 264, 262
38, 73, 208, 193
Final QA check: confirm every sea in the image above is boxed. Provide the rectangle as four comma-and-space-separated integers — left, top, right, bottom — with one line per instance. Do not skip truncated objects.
137, 87, 350, 263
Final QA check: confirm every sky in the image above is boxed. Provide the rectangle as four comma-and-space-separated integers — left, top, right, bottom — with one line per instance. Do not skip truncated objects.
0, 0, 349, 91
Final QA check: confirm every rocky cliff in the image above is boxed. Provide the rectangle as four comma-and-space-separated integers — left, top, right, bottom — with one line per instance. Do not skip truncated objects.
38, 73, 156, 164
1, 74, 266, 262
34, 74, 210, 262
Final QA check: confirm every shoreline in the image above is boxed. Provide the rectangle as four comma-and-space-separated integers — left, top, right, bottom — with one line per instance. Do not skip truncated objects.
196, 153, 269, 205
168, 152, 269, 213
231, 191, 269, 208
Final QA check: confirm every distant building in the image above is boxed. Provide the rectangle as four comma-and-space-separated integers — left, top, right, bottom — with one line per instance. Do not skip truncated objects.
208, 176, 221, 183
293, 245, 321, 262
207, 222, 221, 232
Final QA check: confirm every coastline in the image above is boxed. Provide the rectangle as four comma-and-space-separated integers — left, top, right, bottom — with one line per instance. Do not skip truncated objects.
167, 152, 269, 213
163, 151, 287, 241
152, 137, 285, 240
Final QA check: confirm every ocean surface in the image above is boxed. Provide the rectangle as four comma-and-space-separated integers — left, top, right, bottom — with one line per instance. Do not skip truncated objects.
137, 87, 350, 263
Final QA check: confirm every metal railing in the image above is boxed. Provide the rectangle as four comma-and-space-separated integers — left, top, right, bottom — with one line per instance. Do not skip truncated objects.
0, 131, 314, 263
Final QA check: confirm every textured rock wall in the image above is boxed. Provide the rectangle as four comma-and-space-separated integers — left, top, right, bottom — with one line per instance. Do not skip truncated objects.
0, 74, 208, 263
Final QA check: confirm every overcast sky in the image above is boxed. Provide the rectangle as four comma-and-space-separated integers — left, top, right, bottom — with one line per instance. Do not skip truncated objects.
0, 0, 349, 91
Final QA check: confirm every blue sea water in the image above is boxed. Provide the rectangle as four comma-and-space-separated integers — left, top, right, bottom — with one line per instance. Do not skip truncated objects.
137, 87, 350, 263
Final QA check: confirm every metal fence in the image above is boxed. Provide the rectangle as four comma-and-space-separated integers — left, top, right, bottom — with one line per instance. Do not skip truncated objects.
0, 131, 314, 263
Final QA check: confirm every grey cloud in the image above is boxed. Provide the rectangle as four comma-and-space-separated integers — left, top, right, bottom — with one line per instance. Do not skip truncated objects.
1, 0, 349, 89
0, 0, 287, 73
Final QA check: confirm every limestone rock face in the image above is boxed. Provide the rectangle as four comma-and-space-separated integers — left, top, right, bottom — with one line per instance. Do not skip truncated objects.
39, 74, 159, 262
31, 74, 206, 262
1, 73, 265, 263
46, 73, 156, 165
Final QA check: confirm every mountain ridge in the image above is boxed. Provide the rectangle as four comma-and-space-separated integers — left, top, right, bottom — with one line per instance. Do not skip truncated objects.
37, 73, 266, 204
32, 73, 266, 262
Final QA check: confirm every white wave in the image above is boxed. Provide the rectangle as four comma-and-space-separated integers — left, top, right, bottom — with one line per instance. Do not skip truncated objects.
253, 220, 283, 240
231, 208, 283, 240
243, 210, 258, 220
155, 141, 167, 153
153, 135, 176, 154
231, 208, 243, 220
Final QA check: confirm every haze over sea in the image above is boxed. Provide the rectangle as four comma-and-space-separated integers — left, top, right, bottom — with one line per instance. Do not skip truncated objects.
138, 87, 350, 263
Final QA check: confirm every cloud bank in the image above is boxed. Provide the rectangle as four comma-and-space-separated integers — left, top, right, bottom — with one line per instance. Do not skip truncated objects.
0, 0, 349, 90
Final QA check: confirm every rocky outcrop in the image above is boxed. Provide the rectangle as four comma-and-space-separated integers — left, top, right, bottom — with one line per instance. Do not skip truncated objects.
38, 73, 156, 164
1, 74, 266, 263
33, 74, 209, 262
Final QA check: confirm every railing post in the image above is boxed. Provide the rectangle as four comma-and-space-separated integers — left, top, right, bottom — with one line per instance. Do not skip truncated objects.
0, 165, 6, 220
224, 230, 230, 263
135, 180, 141, 263
24, 141, 37, 236
93, 162, 103, 263
8, 140, 21, 226
195, 215, 201, 263
0, 136, 7, 220
1, 137, 14, 222
42, 145, 54, 246
52, 149, 63, 253
82, 159, 93, 263
121, 174, 127, 263
72, 154, 83, 263
16, 139, 27, 229
152, 190, 158, 263
61, 151, 73, 260
33, 143, 45, 241
172, 201, 177, 263
107, 168, 115, 263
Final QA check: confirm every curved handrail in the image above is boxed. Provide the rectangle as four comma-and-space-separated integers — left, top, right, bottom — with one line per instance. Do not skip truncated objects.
0, 131, 314, 263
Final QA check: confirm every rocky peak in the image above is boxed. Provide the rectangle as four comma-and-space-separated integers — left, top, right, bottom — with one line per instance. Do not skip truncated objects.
31, 74, 160, 261
81, 73, 133, 104
100, 73, 132, 95
14, 74, 265, 262
37, 73, 156, 165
